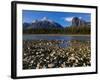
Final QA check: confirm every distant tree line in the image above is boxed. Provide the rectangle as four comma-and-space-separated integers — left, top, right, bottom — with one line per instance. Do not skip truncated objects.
23, 26, 90, 34
64, 26, 90, 34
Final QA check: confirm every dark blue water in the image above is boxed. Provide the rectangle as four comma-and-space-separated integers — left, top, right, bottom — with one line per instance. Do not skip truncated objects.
23, 34, 90, 41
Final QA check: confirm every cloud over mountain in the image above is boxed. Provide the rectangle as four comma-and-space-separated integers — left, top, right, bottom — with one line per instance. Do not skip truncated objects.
64, 17, 73, 22
64, 17, 82, 22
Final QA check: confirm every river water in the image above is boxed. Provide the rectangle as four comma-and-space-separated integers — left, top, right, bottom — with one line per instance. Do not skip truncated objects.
23, 34, 90, 41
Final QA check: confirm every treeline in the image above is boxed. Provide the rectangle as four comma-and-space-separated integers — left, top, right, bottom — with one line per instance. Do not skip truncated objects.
23, 26, 90, 34
64, 26, 90, 34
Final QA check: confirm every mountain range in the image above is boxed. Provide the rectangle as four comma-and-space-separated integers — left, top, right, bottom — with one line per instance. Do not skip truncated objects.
23, 17, 90, 30
23, 17, 63, 30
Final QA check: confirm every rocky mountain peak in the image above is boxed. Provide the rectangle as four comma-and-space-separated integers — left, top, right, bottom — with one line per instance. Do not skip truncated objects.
23, 17, 63, 29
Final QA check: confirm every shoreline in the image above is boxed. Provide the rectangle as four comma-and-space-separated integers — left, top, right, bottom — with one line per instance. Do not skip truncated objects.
23, 34, 90, 36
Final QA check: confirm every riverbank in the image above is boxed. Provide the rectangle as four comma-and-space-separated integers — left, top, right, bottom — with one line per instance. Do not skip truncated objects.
23, 34, 90, 36
23, 40, 91, 69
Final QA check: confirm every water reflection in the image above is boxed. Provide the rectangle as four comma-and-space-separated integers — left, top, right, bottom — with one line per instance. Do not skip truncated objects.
23, 34, 90, 41
23, 35, 90, 48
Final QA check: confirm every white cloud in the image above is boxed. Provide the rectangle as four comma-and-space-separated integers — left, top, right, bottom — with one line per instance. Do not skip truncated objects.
64, 17, 73, 22
64, 17, 82, 22
79, 17, 82, 19
41, 17, 48, 20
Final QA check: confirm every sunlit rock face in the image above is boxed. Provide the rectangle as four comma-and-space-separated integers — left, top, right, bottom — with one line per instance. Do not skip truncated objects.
72, 17, 80, 26
72, 17, 90, 27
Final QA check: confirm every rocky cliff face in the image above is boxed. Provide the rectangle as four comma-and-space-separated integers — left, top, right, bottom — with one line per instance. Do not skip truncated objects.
72, 17, 90, 27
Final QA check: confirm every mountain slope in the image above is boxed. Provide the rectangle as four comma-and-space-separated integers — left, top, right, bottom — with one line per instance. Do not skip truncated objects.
23, 17, 63, 29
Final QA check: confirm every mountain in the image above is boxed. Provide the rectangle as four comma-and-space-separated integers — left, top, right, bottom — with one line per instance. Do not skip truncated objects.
23, 23, 31, 29
23, 17, 63, 30
72, 17, 90, 27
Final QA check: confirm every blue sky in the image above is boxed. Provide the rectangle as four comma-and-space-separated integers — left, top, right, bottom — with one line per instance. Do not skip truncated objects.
23, 10, 91, 27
